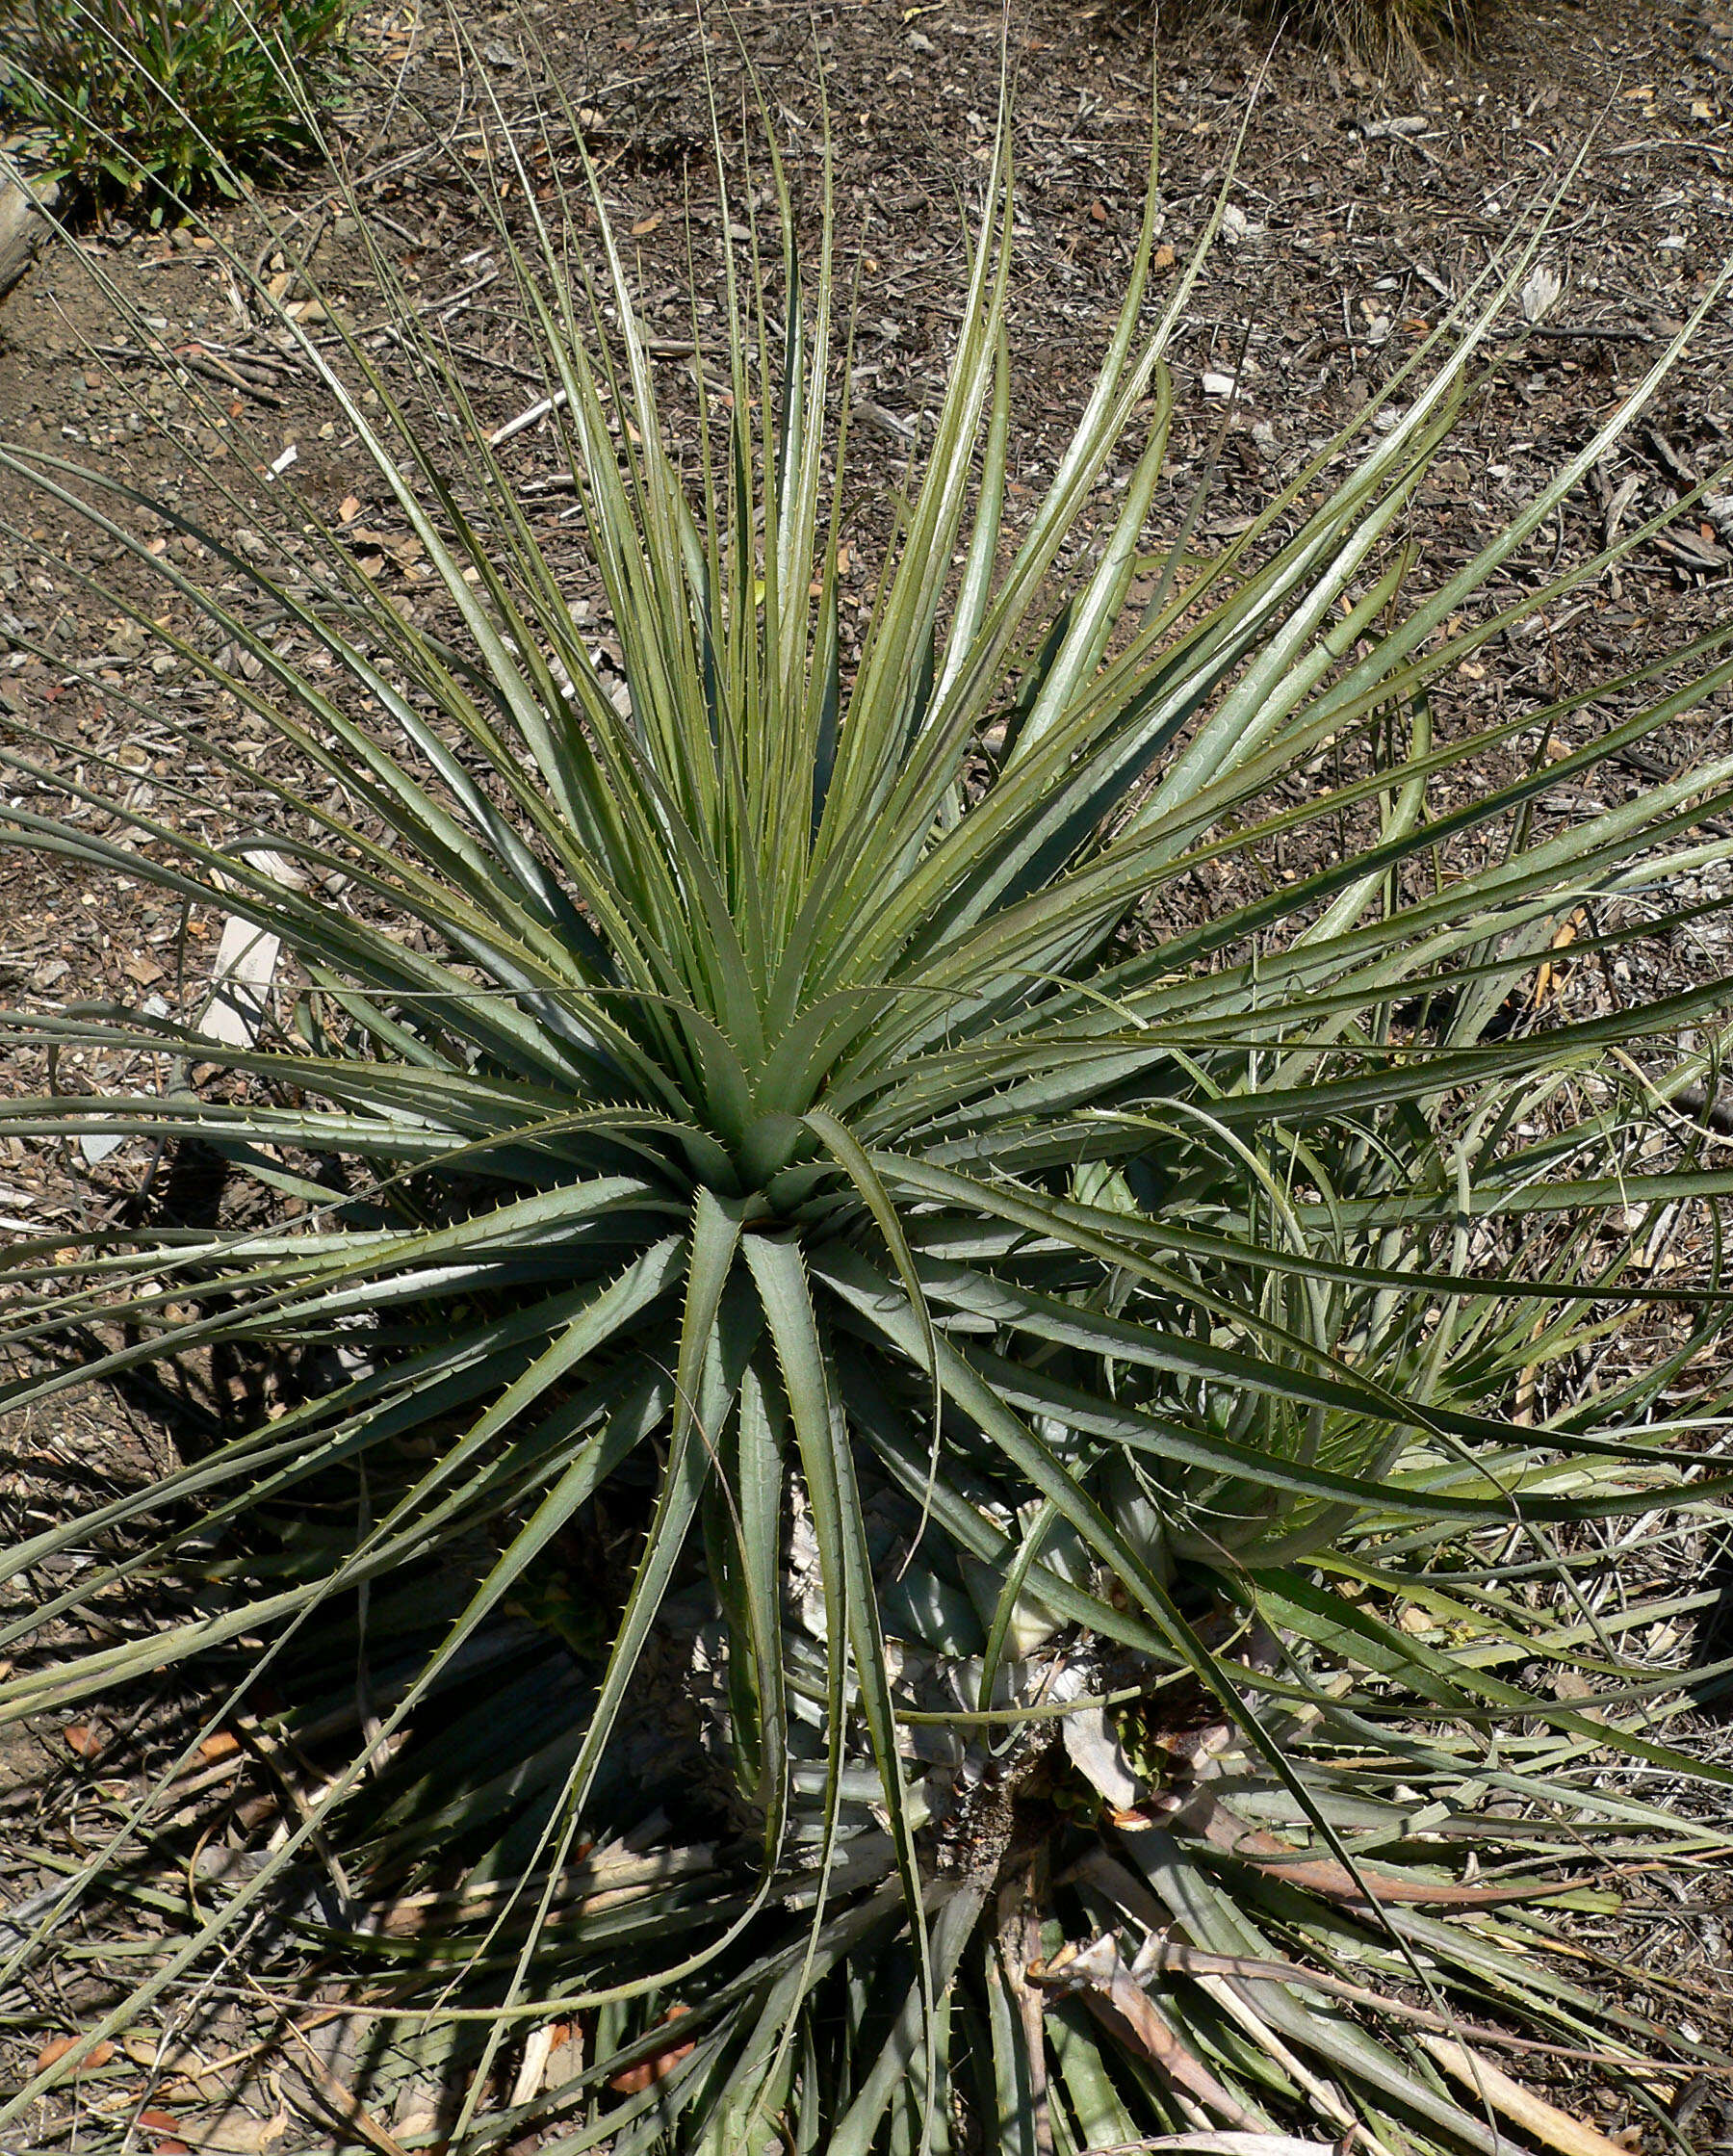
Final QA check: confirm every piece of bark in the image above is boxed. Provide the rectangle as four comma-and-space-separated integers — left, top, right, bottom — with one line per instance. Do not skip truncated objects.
0, 173, 62, 303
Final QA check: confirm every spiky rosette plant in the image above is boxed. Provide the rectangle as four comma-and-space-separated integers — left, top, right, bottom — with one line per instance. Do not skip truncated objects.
3, 99, 1733, 2154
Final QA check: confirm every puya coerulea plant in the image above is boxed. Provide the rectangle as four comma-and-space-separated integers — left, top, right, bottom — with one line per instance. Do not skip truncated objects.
2, 80, 1733, 2156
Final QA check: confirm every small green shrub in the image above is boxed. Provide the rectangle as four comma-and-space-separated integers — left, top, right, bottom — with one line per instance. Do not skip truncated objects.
0, 0, 348, 212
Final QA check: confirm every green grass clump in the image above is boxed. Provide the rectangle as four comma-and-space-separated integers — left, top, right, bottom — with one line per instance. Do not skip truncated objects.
0, 0, 348, 213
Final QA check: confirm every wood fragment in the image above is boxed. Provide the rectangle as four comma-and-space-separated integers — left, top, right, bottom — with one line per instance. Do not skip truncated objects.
1422, 2038, 1636, 2156
0, 173, 61, 302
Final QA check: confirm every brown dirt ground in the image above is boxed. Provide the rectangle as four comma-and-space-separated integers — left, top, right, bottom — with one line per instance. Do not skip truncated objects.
4, 0, 1733, 2146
